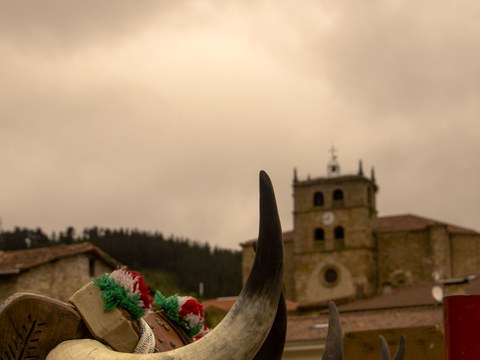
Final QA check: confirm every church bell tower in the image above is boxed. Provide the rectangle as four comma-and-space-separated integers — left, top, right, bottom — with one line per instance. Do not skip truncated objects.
292, 148, 379, 305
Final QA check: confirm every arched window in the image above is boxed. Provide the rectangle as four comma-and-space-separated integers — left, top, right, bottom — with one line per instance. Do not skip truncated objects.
314, 228, 325, 241
332, 189, 344, 208
313, 191, 324, 206
334, 226, 345, 249
314, 228, 325, 249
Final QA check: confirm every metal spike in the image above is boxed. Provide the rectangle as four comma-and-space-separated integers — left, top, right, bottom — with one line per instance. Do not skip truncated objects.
392, 335, 406, 360
379, 336, 391, 360
379, 335, 406, 360
322, 302, 343, 360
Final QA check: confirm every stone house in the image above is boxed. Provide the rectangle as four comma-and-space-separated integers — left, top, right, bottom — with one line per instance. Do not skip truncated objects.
0, 242, 118, 302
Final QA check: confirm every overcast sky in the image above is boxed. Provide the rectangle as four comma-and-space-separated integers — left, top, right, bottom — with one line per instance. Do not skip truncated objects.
1, 0, 479, 249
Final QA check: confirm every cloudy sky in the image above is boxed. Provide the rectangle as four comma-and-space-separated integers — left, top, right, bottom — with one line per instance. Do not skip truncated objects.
1, 0, 479, 249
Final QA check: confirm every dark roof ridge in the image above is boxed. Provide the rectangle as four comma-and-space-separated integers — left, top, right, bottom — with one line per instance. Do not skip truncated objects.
0, 242, 119, 273
377, 213, 478, 235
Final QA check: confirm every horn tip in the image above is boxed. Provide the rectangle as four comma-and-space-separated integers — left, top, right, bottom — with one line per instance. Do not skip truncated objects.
259, 170, 270, 182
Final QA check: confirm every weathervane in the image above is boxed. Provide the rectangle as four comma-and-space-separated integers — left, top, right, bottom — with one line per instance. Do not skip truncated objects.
328, 145, 337, 159
327, 145, 341, 177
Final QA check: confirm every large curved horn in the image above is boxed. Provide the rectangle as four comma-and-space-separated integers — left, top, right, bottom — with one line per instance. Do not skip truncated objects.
47, 170, 284, 360
252, 289, 287, 360
250, 240, 287, 360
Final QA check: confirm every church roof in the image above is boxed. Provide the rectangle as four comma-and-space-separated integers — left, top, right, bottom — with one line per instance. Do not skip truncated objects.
294, 174, 374, 187
336, 277, 480, 313
203, 296, 298, 313
286, 277, 480, 345
241, 214, 478, 247
241, 230, 294, 247
0, 242, 119, 275
377, 214, 478, 235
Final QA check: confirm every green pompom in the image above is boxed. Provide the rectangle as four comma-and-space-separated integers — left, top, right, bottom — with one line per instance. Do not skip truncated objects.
93, 274, 145, 321
153, 291, 180, 322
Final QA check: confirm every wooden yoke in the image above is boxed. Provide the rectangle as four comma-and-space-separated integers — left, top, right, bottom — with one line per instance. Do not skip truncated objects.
69, 283, 141, 353
0, 293, 88, 359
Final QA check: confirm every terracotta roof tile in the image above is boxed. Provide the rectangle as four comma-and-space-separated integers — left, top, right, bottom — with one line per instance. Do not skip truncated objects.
241, 230, 294, 246
0, 242, 119, 274
203, 297, 298, 312
202, 298, 236, 312
287, 312, 329, 342
339, 306, 443, 334
336, 283, 437, 312
377, 214, 478, 234
286, 305, 443, 344
286, 278, 480, 344
202, 292, 444, 344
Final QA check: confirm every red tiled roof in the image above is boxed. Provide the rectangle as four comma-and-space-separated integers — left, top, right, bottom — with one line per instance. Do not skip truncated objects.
286, 305, 443, 344
336, 283, 438, 312
377, 214, 478, 235
297, 277, 480, 314
203, 285, 449, 344
202, 298, 236, 312
339, 305, 443, 335
241, 230, 294, 247
0, 242, 119, 274
282, 230, 294, 242
203, 297, 298, 313
287, 277, 480, 344
287, 312, 328, 342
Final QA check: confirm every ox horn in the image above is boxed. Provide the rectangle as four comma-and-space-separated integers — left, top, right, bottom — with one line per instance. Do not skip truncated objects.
47, 170, 284, 360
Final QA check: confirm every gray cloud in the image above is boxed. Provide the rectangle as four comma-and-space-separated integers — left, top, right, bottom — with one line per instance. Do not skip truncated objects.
0, 0, 175, 51
0, 0, 479, 249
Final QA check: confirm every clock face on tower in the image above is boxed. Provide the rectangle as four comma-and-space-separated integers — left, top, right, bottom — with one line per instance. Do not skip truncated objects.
321, 211, 335, 225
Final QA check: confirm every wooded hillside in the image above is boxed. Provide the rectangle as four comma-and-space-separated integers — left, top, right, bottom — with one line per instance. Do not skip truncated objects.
0, 226, 242, 298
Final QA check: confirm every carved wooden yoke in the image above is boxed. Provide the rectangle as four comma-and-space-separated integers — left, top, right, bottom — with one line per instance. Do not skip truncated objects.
0, 293, 88, 359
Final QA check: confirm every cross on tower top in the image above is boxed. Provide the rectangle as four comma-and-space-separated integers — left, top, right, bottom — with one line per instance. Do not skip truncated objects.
327, 145, 340, 177
328, 145, 338, 160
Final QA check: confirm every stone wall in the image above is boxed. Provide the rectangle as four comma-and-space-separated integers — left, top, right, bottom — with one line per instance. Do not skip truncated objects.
0, 254, 113, 302
451, 233, 480, 277
284, 240, 295, 299
428, 225, 452, 279
294, 249, 376, 304
377, 230, 432, 287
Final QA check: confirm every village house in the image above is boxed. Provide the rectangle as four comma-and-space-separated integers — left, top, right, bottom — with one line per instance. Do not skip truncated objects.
0, 242, 118, 303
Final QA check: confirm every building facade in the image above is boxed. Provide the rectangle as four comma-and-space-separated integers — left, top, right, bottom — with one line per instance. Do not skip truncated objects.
242, 153, 480, 307
0, 242, 118, 302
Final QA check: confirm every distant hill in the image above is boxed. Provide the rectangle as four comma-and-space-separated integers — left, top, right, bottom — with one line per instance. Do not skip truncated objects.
0, 226, 242, 298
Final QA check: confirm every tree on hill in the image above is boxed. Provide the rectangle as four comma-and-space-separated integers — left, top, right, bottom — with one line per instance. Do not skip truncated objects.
0, 226, 242, 298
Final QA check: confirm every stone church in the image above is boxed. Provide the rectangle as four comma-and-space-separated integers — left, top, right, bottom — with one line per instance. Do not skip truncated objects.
242, 151, 480, 307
